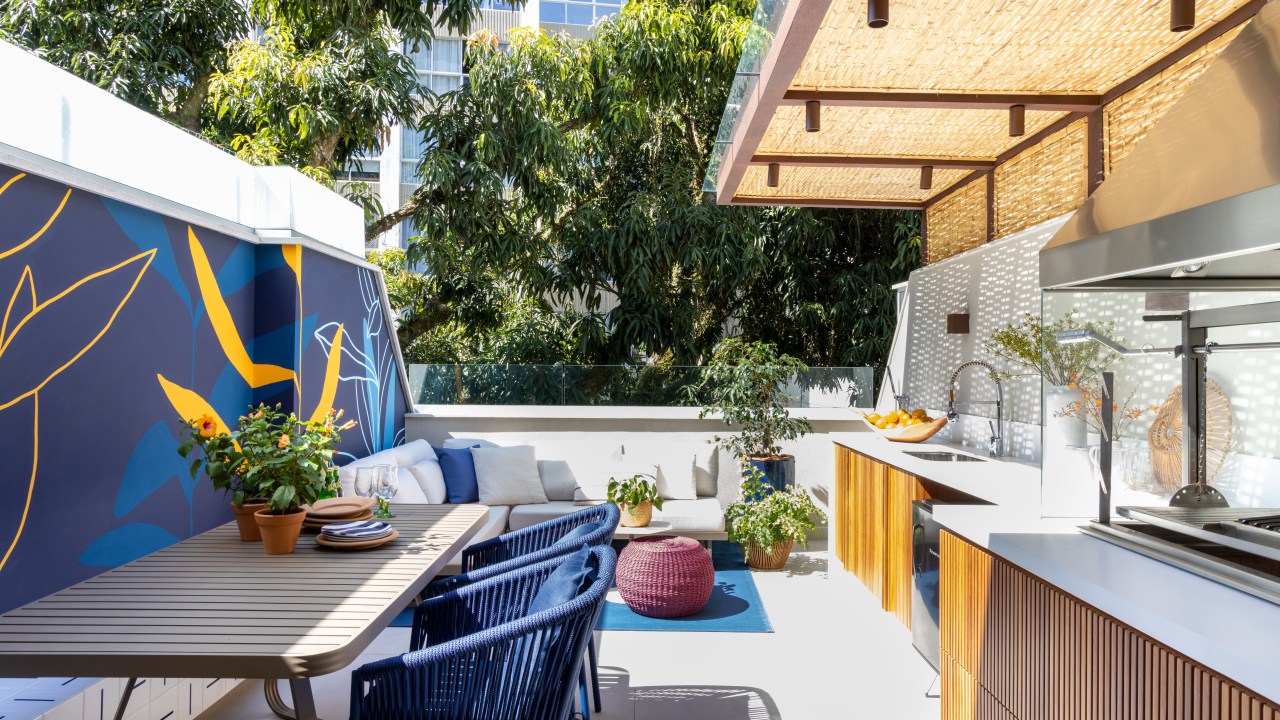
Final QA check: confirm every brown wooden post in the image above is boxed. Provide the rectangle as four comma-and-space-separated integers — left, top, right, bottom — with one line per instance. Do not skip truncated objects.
1087, 108, 1105, 195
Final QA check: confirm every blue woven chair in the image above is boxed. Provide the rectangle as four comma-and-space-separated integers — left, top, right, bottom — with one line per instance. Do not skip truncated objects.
419, 503, 620, 715
351, 546, 617, 720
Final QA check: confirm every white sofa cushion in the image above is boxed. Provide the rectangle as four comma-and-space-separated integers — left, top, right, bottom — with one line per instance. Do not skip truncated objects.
537, 459, 578, 501
442, 505, 511, 573
337, 441, 445, 503
694, 448, 719, 498
339, 458, 429, 504
509, 498, 724, 532
472, 445, 548, 506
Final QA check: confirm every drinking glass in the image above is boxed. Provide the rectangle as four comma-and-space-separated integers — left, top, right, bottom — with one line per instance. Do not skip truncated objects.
375, 464, 399, 519
354, 467, 376, 500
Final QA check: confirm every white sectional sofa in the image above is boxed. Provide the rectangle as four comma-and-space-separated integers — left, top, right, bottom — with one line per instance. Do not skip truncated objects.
338, 437, 730, 570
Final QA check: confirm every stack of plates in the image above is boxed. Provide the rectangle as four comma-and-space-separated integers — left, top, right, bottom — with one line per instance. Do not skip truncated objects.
302, 497, 375, 530
315, 520, 399, 550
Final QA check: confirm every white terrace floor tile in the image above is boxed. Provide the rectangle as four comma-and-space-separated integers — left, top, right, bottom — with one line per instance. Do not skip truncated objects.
204, 542, 940, 720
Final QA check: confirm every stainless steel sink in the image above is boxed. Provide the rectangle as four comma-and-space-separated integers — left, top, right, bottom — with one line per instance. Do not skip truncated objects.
903, 451, 986, 463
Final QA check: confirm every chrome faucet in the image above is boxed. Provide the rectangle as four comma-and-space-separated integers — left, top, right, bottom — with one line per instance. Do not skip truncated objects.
947, 360, 1004, 457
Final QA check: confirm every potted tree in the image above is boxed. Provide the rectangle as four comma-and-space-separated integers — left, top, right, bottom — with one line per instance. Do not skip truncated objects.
179, 404, 354, 554
688, 338, 813, 491
725, 470, 825, 569
607, 473, 664, 528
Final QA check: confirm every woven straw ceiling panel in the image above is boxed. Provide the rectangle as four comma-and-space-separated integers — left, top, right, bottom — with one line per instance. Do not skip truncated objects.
758, 105, 1066, 159
994, 119, 1088, 238
794, 0, 1254, 94
738, 165, 970, 202
926, 178, 987, 264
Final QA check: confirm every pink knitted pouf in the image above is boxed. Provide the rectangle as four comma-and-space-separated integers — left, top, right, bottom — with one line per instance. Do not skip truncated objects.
616, 536, 715, 618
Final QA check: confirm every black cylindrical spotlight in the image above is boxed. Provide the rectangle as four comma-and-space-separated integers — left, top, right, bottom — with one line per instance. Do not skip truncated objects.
1171, 0, 1195, 32
920, 165, 933, 191
868, 0, 889, 28
767, 163, 781, 188
805, 100, 821, 132
1009, 104, 1026, 137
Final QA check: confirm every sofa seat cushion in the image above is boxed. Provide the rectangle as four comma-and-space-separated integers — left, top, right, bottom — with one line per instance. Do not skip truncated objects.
507, 501, 590, 531
442, 504, 511, 573
507, 499, 724, 533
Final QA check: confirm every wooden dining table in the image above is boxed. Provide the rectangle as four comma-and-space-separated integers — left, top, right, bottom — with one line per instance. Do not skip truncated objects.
0, 503, 489, 720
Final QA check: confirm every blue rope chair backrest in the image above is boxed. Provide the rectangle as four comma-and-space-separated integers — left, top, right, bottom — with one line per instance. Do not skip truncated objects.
352, 545, 617, 720
459, 503, 620, 573
420, 504, 619, 610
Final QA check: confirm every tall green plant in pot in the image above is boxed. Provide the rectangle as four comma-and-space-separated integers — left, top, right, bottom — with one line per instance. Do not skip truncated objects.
687, 338, 813, 491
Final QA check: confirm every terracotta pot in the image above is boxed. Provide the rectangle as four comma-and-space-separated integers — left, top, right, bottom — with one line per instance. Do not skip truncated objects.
619, 501, 653, 528
230, 499, 268, 542
743, 539, 794, 570
254, 508, 306, 555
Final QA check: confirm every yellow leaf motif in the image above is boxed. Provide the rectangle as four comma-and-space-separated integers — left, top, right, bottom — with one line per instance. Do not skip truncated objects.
0, 172, 72, 261
282, 244, 302, 288
156, 374, 240, 452
0, 250, 155, 411
308, 323, 343, 423
2, 266, 36, 347
187, 227, 294, 388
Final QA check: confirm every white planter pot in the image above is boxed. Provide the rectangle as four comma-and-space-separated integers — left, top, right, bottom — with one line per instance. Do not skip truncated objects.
1044, 384, 1086, 450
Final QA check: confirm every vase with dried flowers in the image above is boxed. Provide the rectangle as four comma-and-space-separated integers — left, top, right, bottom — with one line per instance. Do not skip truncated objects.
1057, 382, 1161, 492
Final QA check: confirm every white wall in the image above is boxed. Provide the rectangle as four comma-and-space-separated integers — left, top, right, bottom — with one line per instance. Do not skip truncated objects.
405, 406, 869, 524
0, 41, 364, 256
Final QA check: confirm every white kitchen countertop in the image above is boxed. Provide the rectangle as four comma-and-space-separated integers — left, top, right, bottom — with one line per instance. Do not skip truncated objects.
832, 432, 1280, 704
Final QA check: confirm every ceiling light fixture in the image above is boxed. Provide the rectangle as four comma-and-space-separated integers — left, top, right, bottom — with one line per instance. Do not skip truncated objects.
1171, 0, 1195, 32
867, 0, 889, 28
767, 163, 780, 188
1171, 261, 1210, 277
920, 165, 933, 190
805, 100, 821, 132
1009, 104, 1026, 137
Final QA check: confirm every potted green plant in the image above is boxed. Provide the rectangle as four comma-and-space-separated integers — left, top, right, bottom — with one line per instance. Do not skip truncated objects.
687, 338, 813, 491
607, 473, 664, 528
984, 311, 1119, 448
179, 404, 354, 554
725, 470, 825, 569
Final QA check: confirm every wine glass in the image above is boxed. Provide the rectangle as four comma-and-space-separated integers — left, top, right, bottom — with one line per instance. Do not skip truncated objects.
374, 464, 398, 519
354, 467, 376, 502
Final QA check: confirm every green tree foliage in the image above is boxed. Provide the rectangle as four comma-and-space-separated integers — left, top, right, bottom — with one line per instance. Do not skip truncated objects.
386, 0, 920, 367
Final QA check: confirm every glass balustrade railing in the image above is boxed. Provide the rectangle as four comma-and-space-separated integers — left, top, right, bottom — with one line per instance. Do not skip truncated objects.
406, 364, 875, 408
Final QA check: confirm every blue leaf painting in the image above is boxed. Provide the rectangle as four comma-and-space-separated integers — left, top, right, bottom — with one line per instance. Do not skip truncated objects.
115, 421, 193, 516
79, 523, 180, 567
102, 198, 192, 314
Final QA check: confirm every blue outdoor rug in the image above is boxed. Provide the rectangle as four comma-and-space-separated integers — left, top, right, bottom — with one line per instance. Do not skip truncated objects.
596, 542, 773, 633
390, 542, 773, 633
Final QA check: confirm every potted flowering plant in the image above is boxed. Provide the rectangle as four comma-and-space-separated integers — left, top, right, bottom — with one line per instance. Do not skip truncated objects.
179, 404, 354, 554
607, 473, 664, 528
724, 469, 825, 569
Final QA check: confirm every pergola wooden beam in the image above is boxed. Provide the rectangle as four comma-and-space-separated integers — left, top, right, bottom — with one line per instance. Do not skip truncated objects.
730, 196, 924, 209
751, 154, 995, 169
781, 90, 1100, 112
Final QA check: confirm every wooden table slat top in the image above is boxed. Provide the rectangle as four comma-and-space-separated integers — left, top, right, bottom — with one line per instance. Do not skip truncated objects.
0, 504, 488, 678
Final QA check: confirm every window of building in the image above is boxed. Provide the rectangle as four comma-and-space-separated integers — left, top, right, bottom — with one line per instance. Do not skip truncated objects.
403, 39, 465, 95
477, 0, 516, 9
540, 0, 622, 25
339, 157, 381, 182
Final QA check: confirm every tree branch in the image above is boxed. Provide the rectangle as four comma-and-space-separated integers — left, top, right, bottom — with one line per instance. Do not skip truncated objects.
365, 185, 441, 242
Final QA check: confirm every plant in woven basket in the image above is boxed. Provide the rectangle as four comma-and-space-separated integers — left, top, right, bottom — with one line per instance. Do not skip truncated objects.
984, 311, 1120, 385
725, 469, 825, 568
608, 473, 663, 527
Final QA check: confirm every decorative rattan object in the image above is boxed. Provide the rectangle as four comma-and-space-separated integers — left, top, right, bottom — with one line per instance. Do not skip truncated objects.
616, 536, 715, 618
619, 501, 653, 528
1147, 380, 1234, 493
744, 540, 794, 570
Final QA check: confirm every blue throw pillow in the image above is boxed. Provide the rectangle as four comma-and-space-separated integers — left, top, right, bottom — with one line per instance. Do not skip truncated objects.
552, 520, 603, 549
434, 445, 480, 504
527, 546, 597, 615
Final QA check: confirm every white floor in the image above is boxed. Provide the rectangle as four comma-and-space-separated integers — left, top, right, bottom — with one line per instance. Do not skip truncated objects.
205, 541, 940, 720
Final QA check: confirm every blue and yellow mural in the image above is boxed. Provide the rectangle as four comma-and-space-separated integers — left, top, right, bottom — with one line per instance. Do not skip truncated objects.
0, 163, 407, 613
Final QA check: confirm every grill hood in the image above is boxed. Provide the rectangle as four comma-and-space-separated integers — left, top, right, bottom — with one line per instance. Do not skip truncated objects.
1041, 2, 1280, 290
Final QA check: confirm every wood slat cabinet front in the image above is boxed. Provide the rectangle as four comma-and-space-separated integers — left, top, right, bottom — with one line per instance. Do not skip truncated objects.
939, 530, 1280, 720
833, 445, 927, 627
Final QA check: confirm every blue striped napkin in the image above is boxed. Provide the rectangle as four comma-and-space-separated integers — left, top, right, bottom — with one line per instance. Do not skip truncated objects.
321, 520, 393, 541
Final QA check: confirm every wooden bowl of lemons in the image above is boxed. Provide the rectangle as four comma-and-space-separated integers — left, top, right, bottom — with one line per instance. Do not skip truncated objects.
861, 408, 941, 438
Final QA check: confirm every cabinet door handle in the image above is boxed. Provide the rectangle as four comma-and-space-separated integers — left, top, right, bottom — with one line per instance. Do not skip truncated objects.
912, 523, 926, 573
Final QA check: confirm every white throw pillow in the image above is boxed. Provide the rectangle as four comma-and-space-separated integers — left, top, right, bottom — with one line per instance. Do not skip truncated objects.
472, 446, 549, 506
406, 460, 447, 503
627, 446, 697, 501
338, 459, 429, 503
537, 459, 579, 501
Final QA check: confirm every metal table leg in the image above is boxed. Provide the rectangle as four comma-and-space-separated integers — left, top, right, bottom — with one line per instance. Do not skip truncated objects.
112, 678, 139, 720
264, 678, 320, 720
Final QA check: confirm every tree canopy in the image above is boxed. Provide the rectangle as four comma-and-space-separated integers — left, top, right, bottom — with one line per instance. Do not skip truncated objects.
383, 0, 919, 367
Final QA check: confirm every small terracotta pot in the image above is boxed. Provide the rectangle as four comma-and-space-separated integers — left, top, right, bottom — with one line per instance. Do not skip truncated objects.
231, 499, 268, 541
619, 501, 653, 528
743, 540, 794, 570
254, 508, 306, 555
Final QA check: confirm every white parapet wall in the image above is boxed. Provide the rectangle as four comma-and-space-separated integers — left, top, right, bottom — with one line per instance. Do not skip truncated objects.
0, 40, 365, 256
406, 405, 870, 524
